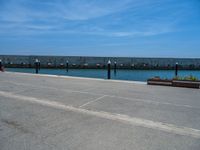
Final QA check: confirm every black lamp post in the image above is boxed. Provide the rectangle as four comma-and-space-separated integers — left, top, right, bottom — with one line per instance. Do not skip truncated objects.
114, 61, 117, 76
0, 59, 2, 69
66, 60, 69, 72
35, 59, 39, 74
107, 60, 111, 79
175, 62, 178, 77
38, 60, 41, 70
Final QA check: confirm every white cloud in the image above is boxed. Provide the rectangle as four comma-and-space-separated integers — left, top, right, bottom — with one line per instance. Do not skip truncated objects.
0, 0, 134, 22
0, 0, 195, 37
60, 0, 133, 20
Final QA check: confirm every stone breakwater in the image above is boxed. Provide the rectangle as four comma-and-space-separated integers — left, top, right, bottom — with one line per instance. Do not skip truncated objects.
0, 55, 200, 70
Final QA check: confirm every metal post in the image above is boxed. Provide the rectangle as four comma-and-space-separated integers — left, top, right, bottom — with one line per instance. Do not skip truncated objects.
66, 60, 69, 72
175, 62, 178, 77
35, 59, 39, 74
107, 60, 111, 79
0, 59, 3, 72
0, 59, 2, 69
114, 61, 117, 76
38, 60, 41, 70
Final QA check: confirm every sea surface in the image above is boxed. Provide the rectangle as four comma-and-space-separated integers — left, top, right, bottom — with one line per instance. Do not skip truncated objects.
6, 68, 200, 82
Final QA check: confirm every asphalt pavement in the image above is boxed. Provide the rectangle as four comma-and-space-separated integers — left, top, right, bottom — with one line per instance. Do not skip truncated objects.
0, 72, 200, 150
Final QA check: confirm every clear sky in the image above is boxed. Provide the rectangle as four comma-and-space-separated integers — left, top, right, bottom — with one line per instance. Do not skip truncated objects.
0, 0, 200, 58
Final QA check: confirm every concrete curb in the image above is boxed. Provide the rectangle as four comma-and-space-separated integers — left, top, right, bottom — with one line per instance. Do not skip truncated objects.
4, 71, 147, 85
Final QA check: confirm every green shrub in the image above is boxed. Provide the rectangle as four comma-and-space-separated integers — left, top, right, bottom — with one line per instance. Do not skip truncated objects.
173, 75, 198, 81
184, 75, 198, 81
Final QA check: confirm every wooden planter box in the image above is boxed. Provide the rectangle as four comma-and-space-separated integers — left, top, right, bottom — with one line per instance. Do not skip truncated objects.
172, 80, 200, 89
147, 78, 200, 89
147, 79, 172, 86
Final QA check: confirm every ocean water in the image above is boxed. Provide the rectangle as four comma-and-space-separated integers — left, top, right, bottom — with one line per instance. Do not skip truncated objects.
6, 68, 200, 82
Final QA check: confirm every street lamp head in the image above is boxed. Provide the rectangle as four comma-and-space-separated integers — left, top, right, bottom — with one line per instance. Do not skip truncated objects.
108, 60, 111, 64
35, 59, 39, 63
176, 62, 178, 65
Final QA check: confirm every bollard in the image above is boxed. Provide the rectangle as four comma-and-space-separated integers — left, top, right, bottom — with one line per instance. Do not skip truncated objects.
175, 62, 178, 77
38, 60, 41, 70
0, 59, 4, 72
107, 60, 111, 79
0, 59, 2, 69
66, 60, 69, 72
114, 61, 117, 76
35, 59, 39, 74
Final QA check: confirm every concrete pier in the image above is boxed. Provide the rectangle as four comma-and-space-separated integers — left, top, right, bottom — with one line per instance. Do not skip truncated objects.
0, 72, 200, 150
1, 55, 200, 69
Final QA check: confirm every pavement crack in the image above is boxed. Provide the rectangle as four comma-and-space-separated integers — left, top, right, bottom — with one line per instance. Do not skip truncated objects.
1, 119, 31, 134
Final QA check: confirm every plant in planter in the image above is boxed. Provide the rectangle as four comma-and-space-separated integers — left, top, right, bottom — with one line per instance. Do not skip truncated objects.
147, 76, 172, 86
184, 75, 198, 81
173, 75, 198, 81
172, 75, 200, 89
148, 75, 200, 89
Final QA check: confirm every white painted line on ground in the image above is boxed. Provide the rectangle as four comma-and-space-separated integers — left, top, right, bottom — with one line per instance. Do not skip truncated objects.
0, 90, 200, 139
107, 95, 200, 109
12, 89, 31, 95
4, 71, 147, 85
0, 80, 104, 96
79, 95, 107, 108
1, 80, 200, 110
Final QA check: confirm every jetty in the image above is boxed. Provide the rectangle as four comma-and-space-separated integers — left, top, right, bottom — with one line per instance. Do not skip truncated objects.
1, 55, 200, 69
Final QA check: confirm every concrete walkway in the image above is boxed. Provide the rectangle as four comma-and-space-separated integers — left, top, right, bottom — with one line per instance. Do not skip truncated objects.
0, 72, 200, 150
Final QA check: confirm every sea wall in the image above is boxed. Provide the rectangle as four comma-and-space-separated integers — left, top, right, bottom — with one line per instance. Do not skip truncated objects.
0, 55, 200, 70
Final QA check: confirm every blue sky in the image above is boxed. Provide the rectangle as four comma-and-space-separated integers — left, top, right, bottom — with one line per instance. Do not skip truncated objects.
0, 0, 200, 57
